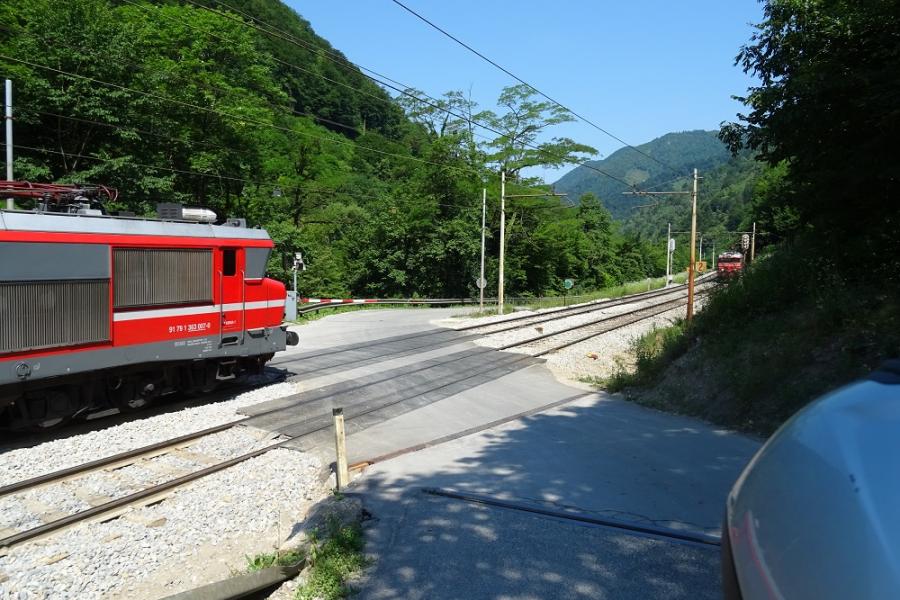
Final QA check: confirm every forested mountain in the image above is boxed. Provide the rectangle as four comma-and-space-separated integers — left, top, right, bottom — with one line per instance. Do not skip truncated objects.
620, 150, 765, 267
0, 0, 756, 299
553, 130, 731, 219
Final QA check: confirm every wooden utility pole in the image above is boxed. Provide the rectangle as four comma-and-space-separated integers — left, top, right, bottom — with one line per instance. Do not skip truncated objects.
623, 169, 699, 322
498, 170, 506, 315
687, 168, 698, 322
332, 408, 349, 490
750, 221, 756, 262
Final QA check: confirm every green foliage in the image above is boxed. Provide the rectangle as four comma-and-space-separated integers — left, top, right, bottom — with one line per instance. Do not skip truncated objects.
0, 0, 751, 301
721, 0, 900, 238
553, 130, 732, 219
245, 548, 305, 572
297, 517, 367, 600
604, 322, 689, 392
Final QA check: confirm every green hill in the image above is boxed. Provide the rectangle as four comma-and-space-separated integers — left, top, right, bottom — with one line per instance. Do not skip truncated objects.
552, 130, 731, 219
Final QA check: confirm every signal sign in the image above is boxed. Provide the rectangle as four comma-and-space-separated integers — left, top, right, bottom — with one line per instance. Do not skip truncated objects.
741, 234, 750, 250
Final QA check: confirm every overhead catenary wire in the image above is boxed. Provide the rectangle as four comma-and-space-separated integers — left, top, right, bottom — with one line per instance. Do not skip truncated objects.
2, 142, 489, 214
175, 0, 632, 189
2, 7, 617, 209
0, 53, 484, 179
388, 0, 685, 177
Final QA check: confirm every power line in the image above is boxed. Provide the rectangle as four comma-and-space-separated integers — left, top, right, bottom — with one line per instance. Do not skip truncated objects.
388, 0, 684, 176
177, 0, 631, 188
0, 22, 369, 139
0, 54, 483, 178
5, 141, 489, 213
117, 0, 494, 149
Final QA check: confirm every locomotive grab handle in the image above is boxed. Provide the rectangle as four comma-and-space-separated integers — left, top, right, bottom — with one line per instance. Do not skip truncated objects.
218, 270, 224, 348
240, 269, 246, 346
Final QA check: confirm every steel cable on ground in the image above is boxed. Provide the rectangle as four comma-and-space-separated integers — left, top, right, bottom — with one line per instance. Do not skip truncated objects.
388, 0, 685, 178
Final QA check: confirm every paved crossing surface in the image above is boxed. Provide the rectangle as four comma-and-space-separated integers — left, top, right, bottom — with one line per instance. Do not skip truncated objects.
243, 308, 761, 599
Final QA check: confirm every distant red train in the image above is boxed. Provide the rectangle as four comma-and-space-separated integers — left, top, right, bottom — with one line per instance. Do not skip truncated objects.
0, 183, 297, 430
717, 251, 744, 277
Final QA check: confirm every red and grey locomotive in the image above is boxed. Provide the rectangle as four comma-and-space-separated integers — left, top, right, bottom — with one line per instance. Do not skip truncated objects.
716, 251, 744, 278
0, 183, 298, 430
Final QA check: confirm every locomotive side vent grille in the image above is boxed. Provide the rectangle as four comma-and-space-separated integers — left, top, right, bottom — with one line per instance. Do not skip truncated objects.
114, 248, 213, 309
0, 279, 110, 354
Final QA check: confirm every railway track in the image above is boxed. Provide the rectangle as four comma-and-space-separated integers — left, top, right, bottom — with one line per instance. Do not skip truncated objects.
457, 274, 715, 335
266, 276, 715, 376
501, 291, 710, 356
0, 278, 713, 549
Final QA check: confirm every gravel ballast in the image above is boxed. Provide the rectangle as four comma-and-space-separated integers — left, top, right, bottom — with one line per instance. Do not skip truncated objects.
0, 380, 329, 599
0, 381, 300, 486
0, 448, 323, 599
440, 289, 710, 384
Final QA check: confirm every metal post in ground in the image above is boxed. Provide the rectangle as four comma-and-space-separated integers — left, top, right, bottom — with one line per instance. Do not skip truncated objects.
5, 79, 13, 210
498, 170, 506, 315
687, 169, 699, 322
332, 408, 349, 490
479, 188, 486, 311
665, 222, 672, 286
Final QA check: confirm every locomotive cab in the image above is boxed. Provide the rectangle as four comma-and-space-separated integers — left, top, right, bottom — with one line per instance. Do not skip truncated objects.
0, 188, 296, 430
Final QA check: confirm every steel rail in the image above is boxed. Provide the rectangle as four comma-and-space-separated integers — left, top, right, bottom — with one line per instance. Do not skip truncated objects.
422, 488, 721, 547
3, 282, 711, 500
499, 290, 712, 356
0, 349, 540, 549
459, 279, 712, 335
0, 346, 497, 500
533, 296, 707, 357
275, 279, 710, 368
0, 278, 717, 547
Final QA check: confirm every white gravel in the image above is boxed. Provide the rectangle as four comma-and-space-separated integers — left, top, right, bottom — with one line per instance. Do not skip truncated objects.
0, 379, 328, 599
443, 287, 710, 384
0, 448, 324, 599
543, 300, 706, 382
0, 380, 301, 487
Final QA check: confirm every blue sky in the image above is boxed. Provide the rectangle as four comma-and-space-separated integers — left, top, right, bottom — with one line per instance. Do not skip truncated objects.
286, 0, 763, 183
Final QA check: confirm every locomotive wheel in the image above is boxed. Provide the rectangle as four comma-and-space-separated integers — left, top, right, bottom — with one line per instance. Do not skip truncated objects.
117, 379, 159, 412
28, 390, 74, 431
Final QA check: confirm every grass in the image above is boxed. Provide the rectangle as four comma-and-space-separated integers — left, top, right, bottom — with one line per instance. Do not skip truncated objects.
245, 548, 305, 572
589, 239, 900, 437
296, 517, 368, 600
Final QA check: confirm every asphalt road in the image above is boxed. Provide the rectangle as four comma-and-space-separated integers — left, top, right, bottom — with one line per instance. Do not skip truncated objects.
256, 308, 762, 599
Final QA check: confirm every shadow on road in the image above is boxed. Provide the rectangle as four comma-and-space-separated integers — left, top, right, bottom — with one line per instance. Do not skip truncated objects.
351, 395, 759, 599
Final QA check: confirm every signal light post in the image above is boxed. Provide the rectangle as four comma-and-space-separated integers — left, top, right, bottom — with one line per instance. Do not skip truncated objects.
624, 168, 700, 322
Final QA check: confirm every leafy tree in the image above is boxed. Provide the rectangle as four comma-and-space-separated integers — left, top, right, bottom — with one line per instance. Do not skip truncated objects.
480, 84, 596, 178
720, 0, 900, 236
